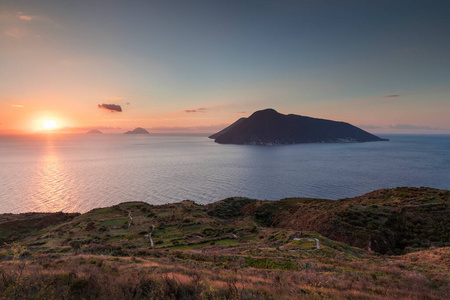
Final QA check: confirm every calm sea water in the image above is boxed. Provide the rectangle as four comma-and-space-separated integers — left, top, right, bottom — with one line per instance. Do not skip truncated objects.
0, 134, 449, 213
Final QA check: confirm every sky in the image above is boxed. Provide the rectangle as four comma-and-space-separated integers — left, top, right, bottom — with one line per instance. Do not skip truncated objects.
1, 0, 449, 134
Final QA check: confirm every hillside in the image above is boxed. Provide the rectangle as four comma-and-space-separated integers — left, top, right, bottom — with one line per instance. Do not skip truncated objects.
0, 212, 79, 245
0, 187, 448, 299
240, 187, 449, 254
211, 109, 388, 145
209, 117, 247, 139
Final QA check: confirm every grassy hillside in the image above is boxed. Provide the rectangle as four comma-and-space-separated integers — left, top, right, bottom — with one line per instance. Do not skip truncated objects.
0, 212, 79, 245
0, 187, 449, 299
241, 187, 449, 254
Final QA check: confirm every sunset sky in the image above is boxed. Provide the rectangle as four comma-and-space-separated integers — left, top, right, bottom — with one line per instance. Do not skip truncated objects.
1, 0, 449, 134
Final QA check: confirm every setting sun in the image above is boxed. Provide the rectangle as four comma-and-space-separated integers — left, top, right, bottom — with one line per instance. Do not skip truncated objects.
42, 120, 58, 130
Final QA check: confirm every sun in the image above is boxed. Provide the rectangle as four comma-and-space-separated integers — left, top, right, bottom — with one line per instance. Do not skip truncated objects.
42, 120, 58, 130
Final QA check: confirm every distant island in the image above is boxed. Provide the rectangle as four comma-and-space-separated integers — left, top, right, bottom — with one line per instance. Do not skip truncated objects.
86, 129, 102, 134
210, 108, 388, 145
124, 127, 149, 134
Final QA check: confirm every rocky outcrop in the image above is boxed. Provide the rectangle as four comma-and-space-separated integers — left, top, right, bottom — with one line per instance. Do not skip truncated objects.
86, 129, 103, 134
124, 127, 149, 134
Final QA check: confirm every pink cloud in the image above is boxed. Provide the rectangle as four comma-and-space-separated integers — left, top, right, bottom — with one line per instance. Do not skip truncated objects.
383, 94, 400, 98
15, 11, 59, 27
183, 107, 207, 113
17, 12, 33, 21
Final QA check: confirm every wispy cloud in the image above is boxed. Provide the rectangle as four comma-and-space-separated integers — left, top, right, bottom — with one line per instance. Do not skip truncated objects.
228, 111, 247, 114
359, 124, 381, 129
16, 11, 58, 26
11, 104, 24, 108
181, 107, 247, 114
148, 124, 227, 133
98, 103, 122, 112
388, 124, 439, 130
57, 126, 123, 133
0, 11, 59, 40
63, 125, 121, 131
383, 94, 400, 98
182, 107, 207, 113
17, 12, 33, 21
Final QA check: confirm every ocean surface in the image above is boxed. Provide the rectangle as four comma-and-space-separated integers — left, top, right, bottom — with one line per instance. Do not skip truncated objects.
0, 134, 449, 214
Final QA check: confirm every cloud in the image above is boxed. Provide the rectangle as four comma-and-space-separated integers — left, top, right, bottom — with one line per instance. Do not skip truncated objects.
182, 107, 207, 113
17, 12, 33, 21
148, 124, 228, 133
1, 11, 59, 40
16, 12, 58, 26
181, 108, 248, 114
11, 104, 24, 108
98, 103, 122, 112
383, 94, 400, 98
388, 124, 440, 130
55, 126, 123, 134
62, 126, 122, 132
359, 124, 381, 129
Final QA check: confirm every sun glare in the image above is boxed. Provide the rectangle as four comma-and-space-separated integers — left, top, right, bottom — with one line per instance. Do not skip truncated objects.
42, 120, 58, 130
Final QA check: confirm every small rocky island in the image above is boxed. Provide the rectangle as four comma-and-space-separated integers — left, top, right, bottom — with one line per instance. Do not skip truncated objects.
86, 129, 102, 134
210, 108, 388, 145
124, 127, 149, 134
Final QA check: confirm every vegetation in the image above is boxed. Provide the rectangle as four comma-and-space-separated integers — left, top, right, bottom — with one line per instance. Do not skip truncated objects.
245, 187, 450, 254
0, 187, 448, 299
0, 212, 79, 245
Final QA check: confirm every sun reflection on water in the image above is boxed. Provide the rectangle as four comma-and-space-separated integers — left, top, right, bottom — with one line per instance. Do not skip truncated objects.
28, 137, 74, 212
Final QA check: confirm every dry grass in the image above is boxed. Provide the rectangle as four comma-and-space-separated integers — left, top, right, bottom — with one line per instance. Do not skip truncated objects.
1, 188, 448, 299
1, 247, 449, 299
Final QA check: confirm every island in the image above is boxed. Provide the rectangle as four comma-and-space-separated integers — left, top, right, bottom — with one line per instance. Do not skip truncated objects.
86, 129, 103, 134
210, 108, 388, 145
124, 127, 149, 134
209, 117, 246, 139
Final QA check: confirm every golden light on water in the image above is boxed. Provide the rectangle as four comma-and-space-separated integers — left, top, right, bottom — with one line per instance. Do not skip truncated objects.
28, 137, 72, 212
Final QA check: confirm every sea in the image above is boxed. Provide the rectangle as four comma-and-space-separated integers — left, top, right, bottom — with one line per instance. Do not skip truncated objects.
0, 134, 449, 214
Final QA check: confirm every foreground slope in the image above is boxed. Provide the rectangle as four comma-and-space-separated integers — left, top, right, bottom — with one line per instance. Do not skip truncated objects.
211, 108, 388, 145
241, 187, 449, 254
0, 187, 448, 299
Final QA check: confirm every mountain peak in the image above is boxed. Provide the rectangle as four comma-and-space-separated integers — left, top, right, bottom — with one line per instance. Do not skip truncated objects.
250, 108, 280, 117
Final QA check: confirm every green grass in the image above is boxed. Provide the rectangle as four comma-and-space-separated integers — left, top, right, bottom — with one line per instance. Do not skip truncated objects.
181, 224, 208, 232
100, 218, 129, 226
